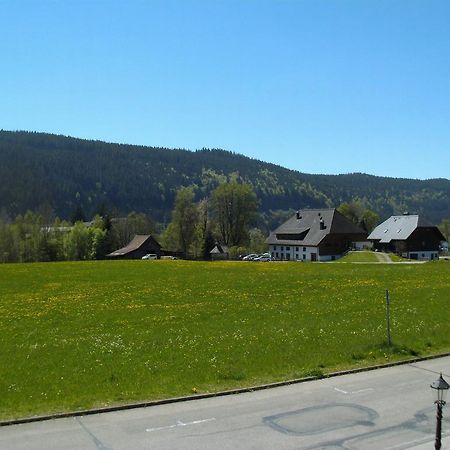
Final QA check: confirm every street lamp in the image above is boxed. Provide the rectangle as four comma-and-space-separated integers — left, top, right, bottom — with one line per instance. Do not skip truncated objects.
430, 373, 449, 450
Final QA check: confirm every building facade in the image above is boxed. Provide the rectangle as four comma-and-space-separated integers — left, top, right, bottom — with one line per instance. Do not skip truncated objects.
266, 208, 368, 262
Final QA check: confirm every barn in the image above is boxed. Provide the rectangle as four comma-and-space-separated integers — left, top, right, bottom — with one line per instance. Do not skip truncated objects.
107, 234, 161, 259
367, 214, 444, 260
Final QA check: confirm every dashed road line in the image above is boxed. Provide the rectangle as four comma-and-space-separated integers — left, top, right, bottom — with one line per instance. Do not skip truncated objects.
334, 387, 374, 395
146, 417, 216, 433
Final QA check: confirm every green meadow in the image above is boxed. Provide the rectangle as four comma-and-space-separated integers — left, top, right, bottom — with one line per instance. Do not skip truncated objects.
1, 260, 449, 420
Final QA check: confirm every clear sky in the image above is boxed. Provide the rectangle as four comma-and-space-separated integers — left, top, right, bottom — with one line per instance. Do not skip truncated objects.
1, 0, 449, 180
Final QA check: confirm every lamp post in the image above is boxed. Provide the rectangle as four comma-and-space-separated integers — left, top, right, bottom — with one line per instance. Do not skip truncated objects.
430, 373, 449, 450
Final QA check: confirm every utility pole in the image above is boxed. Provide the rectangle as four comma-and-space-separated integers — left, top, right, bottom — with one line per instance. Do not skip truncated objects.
385, 289, 391, 346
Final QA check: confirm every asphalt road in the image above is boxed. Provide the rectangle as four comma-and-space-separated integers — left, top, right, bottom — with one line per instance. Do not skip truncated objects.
1, 356, 450, 450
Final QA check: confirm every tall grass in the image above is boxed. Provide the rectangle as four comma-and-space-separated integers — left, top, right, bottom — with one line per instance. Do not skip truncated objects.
0, 260, 449, 420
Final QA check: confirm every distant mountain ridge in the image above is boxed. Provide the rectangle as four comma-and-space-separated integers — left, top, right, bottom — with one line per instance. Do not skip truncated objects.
0, 130, 449, 226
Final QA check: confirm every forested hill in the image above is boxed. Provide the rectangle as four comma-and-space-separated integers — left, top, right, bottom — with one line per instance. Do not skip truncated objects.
1, 130, 449, 226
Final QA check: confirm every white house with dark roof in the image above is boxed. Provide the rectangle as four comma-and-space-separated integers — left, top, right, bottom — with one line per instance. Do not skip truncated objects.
266, 208, 368, 262
367, 214, 444, 260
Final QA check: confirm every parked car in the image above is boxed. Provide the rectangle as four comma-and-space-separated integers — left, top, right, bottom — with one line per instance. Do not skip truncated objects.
254, 255, 273, 262
142, 253, 158, 260
243, 254, 258, 261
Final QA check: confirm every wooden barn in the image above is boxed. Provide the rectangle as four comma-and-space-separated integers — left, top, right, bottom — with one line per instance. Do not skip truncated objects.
107, 234, 161, 260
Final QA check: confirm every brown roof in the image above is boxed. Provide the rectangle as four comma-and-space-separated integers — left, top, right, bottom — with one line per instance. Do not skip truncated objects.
107, 234, 160, 256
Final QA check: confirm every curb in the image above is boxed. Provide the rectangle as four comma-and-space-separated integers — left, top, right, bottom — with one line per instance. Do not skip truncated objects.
2, 351, 450, 427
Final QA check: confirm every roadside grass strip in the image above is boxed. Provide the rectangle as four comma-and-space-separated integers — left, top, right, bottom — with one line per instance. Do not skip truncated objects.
0, 260, 449, 420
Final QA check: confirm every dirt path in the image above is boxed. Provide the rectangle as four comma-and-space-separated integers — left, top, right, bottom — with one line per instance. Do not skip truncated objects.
375, 252, 392, 263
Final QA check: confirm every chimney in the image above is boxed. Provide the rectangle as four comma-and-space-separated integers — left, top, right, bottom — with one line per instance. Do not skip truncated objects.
296, 210, 301, 220
319, 217, 326, 230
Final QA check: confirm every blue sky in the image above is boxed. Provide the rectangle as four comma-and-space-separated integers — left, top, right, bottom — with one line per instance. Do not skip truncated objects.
1, 0, 449, 180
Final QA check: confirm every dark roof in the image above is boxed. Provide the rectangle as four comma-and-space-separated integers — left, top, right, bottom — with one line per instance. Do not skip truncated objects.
210, 244, 229, 254
107, 234, 161, 257
266, 208, 367, 246
368, 215, 444, 243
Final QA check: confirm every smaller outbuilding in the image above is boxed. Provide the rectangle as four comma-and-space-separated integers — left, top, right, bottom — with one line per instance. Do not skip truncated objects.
367, 214, 444, 260
107, 234, 161, 260
210, 244, 229, 261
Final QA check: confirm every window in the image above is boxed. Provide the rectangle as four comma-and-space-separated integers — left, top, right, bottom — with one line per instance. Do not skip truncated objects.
286, 246, 290, 250
296, 254, 299, 260
303, 254, 306, 260
281, 246, 284, 251
303, 247, 306, 252
273, 246, 277, 250
295, 247, 299, 251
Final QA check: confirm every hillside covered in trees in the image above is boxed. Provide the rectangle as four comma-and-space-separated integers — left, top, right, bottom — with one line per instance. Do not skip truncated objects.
1, 130, 449, 226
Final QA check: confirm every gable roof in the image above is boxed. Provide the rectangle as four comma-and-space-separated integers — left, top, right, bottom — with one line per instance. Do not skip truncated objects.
210, 244, 229, 254
367, 215, 443, 243
107, 234, 161, 257
266, 208, 367, 246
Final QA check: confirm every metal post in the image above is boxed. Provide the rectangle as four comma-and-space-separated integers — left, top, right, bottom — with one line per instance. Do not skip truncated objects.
435, 401, 443, 450
385, 289, 391, 346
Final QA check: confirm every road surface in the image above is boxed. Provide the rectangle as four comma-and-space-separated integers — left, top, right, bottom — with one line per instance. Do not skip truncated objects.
1, 356, 450, 449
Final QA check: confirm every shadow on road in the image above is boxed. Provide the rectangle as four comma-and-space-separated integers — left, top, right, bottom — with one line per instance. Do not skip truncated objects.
263, 403, 450, 450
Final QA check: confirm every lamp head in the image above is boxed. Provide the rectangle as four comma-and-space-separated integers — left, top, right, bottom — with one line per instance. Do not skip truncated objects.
431, 373, 450, 404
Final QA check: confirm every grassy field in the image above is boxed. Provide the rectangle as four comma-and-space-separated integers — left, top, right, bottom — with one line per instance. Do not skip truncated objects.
1, 259, 449, 420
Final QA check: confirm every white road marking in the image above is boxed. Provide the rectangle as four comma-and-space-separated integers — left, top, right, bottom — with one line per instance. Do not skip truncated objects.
352, 388, 374, 394
334, 387, 349, 394
334, 387, 374, 395
146, 417, 216, 433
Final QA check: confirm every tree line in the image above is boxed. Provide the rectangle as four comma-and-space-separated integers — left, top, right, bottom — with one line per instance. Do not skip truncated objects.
0, 210, 159, 264
1, 180, 447, 264
0, 182, 262, 263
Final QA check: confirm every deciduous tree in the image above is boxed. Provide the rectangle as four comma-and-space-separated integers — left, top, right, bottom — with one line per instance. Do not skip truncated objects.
338, 200, 379, 233
169, 187, 199, 256
210, 182, 257, 246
